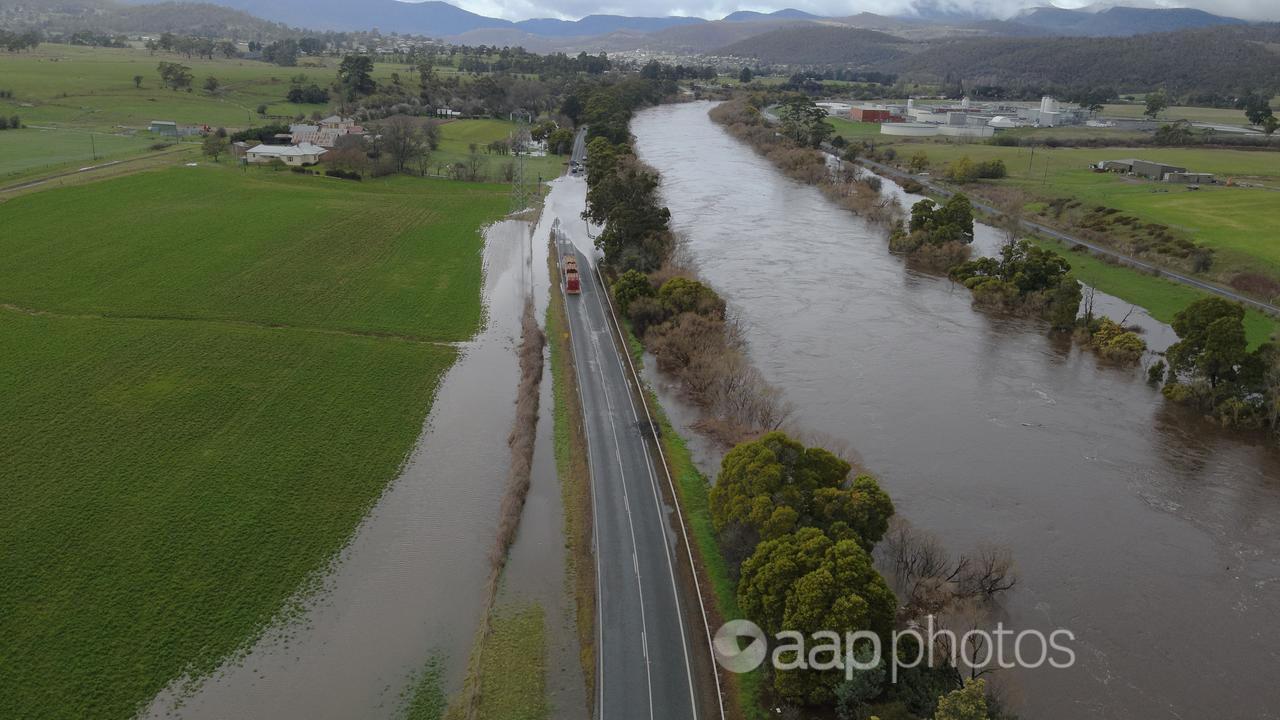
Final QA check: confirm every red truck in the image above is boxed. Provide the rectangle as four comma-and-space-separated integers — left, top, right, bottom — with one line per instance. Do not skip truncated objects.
563, 256, 581, 295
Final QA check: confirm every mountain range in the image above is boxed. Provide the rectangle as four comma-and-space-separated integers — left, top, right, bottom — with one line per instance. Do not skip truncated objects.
117, 0, 1252, 42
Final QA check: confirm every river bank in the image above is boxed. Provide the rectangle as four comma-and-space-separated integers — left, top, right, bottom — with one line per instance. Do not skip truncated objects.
632, 100, 1280, 720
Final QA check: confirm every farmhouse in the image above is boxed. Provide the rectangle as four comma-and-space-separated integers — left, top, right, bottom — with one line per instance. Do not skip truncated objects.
245, 143, 327, 165
290, 122, 366, 148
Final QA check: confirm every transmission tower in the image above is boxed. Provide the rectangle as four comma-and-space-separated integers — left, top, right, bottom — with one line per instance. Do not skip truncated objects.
509, 109, 533, 213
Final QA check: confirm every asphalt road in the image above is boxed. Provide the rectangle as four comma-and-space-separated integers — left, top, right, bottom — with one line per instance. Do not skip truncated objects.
555, 128, 704, 720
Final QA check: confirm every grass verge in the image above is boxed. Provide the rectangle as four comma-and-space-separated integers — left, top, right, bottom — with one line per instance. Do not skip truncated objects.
473, 605, 549, 720
1029, 235, 1279, 348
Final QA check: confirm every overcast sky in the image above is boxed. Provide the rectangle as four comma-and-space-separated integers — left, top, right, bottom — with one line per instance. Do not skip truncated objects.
443, 0, 1280, 22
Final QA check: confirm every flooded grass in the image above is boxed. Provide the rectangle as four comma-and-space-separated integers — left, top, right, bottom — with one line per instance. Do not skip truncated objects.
472, 605, 549, 720
401, 657, 448, 720
0, 166, 508, 718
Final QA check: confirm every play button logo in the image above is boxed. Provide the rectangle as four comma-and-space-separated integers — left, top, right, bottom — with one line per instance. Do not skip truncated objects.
713, 620, 767, 673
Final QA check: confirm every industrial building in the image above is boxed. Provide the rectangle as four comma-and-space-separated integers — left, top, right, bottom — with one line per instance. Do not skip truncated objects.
1096, 159, 1215, 183
844, 94, 1093, 138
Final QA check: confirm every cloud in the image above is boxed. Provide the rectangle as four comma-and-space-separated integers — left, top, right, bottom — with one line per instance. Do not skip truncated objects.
448, 0, 1280, 22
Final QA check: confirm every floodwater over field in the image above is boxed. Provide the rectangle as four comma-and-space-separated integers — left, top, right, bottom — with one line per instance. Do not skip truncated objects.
145, 219, 537, 719
632, 102, 1280, 720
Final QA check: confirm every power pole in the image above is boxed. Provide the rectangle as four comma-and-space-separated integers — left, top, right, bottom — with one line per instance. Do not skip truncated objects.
509, 108, 532, 213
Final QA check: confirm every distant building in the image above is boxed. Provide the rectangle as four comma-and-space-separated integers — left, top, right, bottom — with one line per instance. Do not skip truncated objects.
289, 122, 366, 148
1098, 159, 1193, 181
1164, 171, 1215, 184
850, 107, 899, 123
149, 120, 178, 136
245, 143, 327, 165
318, 115, 356, 129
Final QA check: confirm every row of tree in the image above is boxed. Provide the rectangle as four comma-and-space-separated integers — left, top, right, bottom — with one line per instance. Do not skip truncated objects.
0, 29, 41, 52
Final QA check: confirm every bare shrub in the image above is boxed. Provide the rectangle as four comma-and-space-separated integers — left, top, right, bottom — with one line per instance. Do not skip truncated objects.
878, 517, 1018, 620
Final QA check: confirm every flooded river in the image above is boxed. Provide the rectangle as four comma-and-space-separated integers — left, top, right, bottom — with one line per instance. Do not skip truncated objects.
632, 102, 1280, 719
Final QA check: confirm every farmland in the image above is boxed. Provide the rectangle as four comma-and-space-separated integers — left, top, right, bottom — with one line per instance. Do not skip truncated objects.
884, 140, 1280, 283
0, 164, 509, 718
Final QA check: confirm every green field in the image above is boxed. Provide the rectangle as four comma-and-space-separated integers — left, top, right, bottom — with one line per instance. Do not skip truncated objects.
0, 43, 429, 132
0, 127, 160, 183
1031, 238, 1279, 347
432, 118, 566, 182
1101, 103, 1261, 126
0, 165, 509, 718
826, 116, 884, 140
895, 141, 1280, 275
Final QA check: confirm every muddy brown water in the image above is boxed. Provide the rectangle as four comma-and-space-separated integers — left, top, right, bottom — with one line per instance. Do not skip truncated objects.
632, 102, 1280, 719
143, 219, 538, 719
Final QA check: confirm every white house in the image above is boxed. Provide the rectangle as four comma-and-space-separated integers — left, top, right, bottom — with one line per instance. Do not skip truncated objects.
245, 143, 327, 165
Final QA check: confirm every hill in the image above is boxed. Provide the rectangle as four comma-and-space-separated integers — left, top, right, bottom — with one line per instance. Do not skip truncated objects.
511, 14, 704, 37
894, 23, 1280, 94
1014, 5, 1246, 36
722, 8, 820, 22
716, 25, 913, 65
0, 0, 298, 38
619, 18, 810, 54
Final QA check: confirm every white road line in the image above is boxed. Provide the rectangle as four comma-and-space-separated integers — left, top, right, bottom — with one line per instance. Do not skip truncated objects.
594, 263, 728, 720
588, 266, 700, 720
583, 273, 657, 720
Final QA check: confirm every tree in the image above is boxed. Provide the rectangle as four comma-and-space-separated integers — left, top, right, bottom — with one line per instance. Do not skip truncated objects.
1143, 90, 1167, 120
611, 270, 655, 314
379, 116, 426, 173
1153, 120, 1194, 146
1197, 316, 1248, 387
157, 62, 192, 91
262, 39, 299, 67
133, 75, 143, 89
337, 55, 376, 99
777, 95, 833, 148
908, 152, 929, 174
835, 647, 886, 720
256, 104, 268, 116
561, 94, 584, 126
935, 679, 988, 720
710, 432, 894, 563
657, 277, 724, 317
203, 76, 220, 94
908, 195, 975, 246
738, 66, 753, 83
547, 127, 574, 155
201, 133, 228, 161
216, 40, 238, 59
737, 527, 897, 704
1243, 93, 1274, 127
1167, 297, 1246, 384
